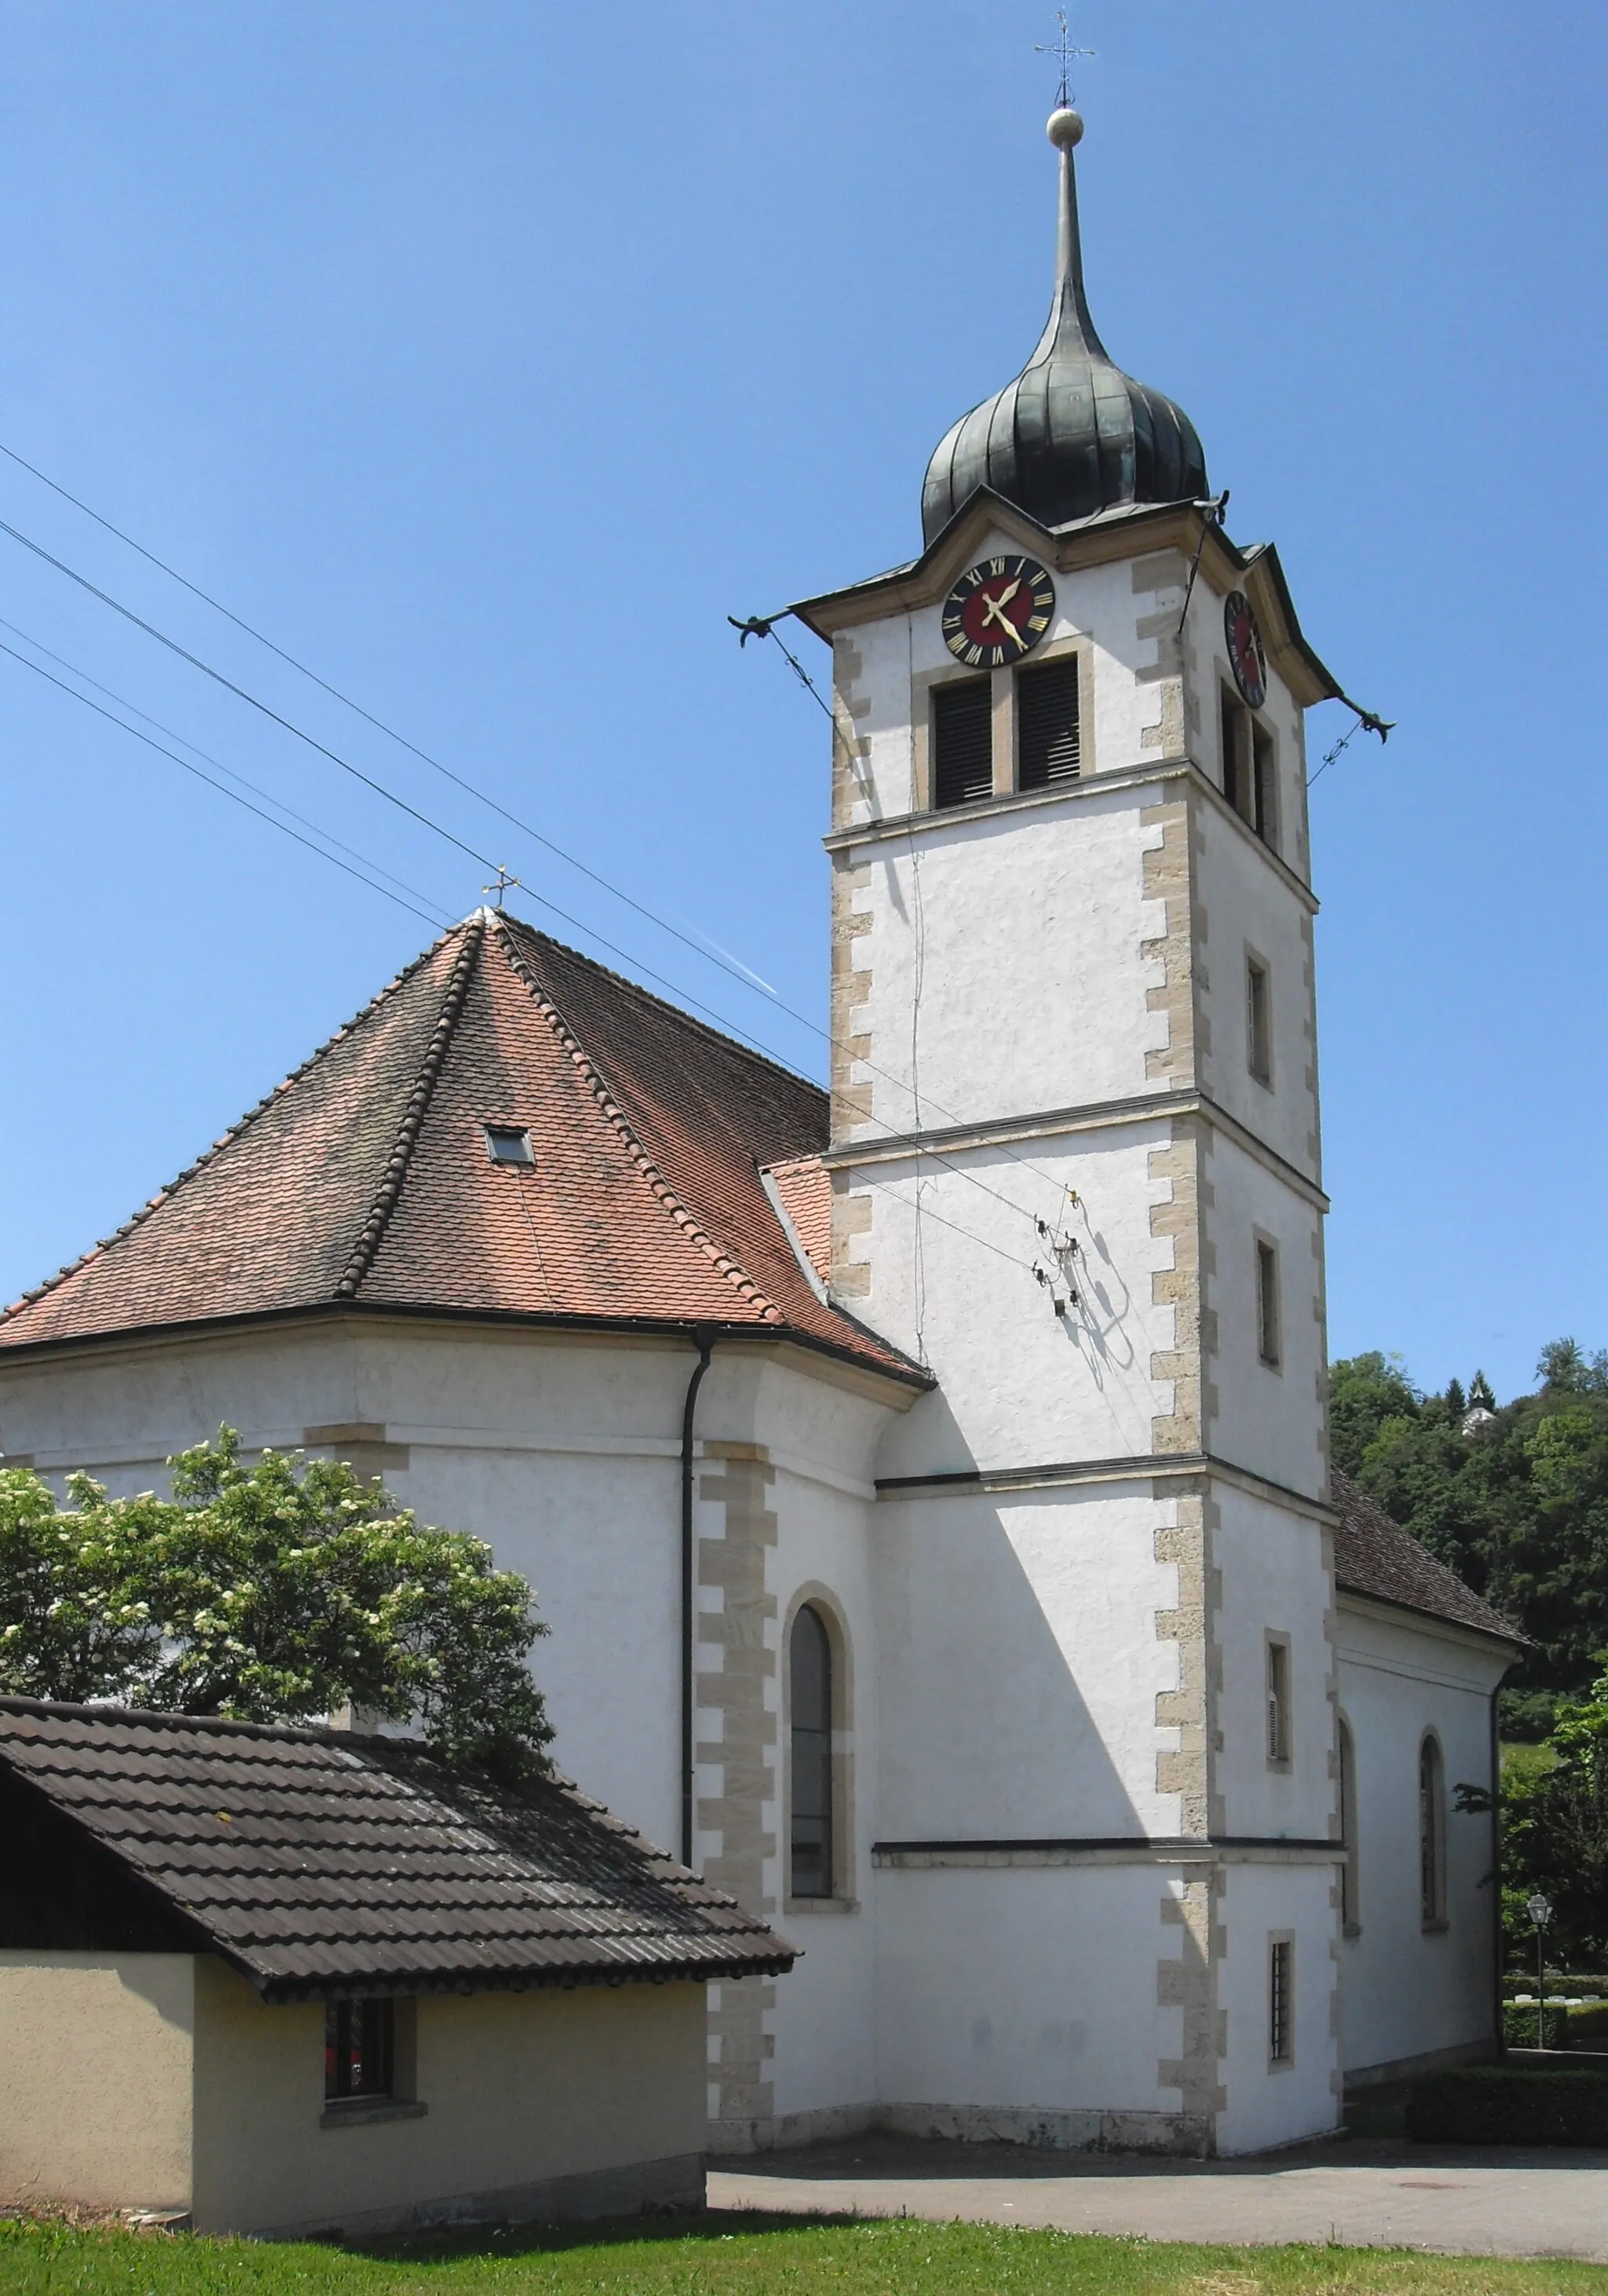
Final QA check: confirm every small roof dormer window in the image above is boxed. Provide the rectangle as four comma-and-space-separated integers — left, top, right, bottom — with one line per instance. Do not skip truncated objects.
484, 1124, 535, 1167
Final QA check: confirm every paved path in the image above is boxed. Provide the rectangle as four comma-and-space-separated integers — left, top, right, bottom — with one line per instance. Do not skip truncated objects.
708, 2132, 1608, 2261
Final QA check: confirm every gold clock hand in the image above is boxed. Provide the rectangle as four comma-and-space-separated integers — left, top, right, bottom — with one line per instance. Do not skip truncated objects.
981, 587, 1029, 648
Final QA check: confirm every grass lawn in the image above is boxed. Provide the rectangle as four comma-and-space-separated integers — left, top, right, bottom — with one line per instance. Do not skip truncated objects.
2, 2214, 1606, 2296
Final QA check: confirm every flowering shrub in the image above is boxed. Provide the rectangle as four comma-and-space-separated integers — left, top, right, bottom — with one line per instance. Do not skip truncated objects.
0, 1429, 551, 1776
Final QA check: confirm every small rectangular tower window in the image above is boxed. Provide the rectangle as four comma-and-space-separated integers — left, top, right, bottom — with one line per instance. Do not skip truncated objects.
1266, 1635, 1292, 1768
1255, 1238, 1281, 1369
1221, 688, 1248, 816
1017, 656, 1081, 788
1247, 956, 1272, 1086
932, 676, 994, 810
1252, 723, 1278, 849
1268, 1937, 1293, 2066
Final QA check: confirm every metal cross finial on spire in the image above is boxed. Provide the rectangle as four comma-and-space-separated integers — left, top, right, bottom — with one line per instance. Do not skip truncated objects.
483, 865, 521, 904
1036, 9, 1094, 109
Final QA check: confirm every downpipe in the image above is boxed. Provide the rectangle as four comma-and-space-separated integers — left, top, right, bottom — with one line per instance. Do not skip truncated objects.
680, 1329, 716, 1867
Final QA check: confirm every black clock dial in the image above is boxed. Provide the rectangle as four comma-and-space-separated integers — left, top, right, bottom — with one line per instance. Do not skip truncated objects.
941, 555, 1056, 670
1224, 590, 1267, 709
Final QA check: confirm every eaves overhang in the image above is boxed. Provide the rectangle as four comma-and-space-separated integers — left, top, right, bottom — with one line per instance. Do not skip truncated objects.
0, 1295, 932, 1395
1334, 1581, 1529, 1657
791, 491, 1346, 715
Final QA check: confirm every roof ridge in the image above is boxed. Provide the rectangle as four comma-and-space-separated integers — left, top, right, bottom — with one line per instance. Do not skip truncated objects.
495, 911, 826, 1109
1, 923, 467, 1329
335, 915, 485, 1298
491, 917, 788, 1327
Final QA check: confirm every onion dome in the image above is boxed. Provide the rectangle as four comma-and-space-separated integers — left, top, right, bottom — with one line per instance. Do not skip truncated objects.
921, 108, 1208, 546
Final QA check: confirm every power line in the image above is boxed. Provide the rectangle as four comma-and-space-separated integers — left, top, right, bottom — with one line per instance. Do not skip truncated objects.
0, 437, 820, 1000
0, 465, 1077, 1226
7, 621, 1046, 1295
0, 640, 448, 930
0, 616, 455, 924
0, 511, 502, 880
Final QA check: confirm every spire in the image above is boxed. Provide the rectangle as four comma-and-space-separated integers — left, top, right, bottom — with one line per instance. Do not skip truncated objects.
1043, 105, 1102, 362
920, 108, 1208, 546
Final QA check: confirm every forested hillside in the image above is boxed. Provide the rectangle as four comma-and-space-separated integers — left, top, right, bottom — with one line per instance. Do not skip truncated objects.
1329, 1340, 1608, 1738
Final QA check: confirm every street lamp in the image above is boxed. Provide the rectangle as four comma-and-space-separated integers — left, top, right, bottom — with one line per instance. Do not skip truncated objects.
1527, 1892, 1553, 2050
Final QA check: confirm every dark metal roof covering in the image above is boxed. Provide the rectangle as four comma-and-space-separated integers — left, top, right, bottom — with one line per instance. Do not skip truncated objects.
1332, 1470, 1524, 1647
920, 112, 1207, 547
0, 1698, 795, 2001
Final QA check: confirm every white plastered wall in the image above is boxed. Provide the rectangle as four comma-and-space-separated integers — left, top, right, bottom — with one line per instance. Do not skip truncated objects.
872, 1483, 1175, 1839
872, 1863, 1202, 2138
1335, 1600, 1509, 2081
1211, 1487, 1334, 1843
861, 1126, 1179, 1478
1212, 1859, 1339, 2153
1204, 1132, 1326, 1501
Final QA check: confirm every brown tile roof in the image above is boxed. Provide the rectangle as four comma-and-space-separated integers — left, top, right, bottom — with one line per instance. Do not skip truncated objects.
762, 1155, 831, 1289
0, 912, 922, 1384
1332, 1469, 1523, 1645
0, 1698, 794, 2000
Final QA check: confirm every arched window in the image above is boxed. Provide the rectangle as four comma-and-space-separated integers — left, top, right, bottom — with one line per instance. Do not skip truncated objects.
1338, 1716, 1360, 1933
1419, 1733, 1446, 1927
789, 1604, 833, 1899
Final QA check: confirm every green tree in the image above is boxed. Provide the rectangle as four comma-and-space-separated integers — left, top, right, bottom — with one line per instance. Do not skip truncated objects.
1328, 1351, 1423, 1478
0, 1430, 550, 1775
1500, 1658, 1608, 1965
1329, 1343, 1608, 1735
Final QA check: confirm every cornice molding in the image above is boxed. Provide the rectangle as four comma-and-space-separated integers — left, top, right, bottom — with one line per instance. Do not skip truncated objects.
824, 1089, 1328, 1214
875, 1447, 1336, 1523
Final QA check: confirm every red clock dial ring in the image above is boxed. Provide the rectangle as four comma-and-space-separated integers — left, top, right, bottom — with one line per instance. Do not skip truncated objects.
941, 554, 1057, 670
1224, 589, 1267, 709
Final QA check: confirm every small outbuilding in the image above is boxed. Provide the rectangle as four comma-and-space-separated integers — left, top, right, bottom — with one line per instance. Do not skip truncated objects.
0, 1698, 793, 2236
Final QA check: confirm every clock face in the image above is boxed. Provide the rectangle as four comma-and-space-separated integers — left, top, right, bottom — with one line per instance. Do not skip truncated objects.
942, 555, 1056, 669
1224, 590, 1267, 709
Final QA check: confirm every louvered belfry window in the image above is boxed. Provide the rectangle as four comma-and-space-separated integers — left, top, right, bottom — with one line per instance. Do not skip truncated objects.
1017, 656, 1081, 788
932, 675, 994, 809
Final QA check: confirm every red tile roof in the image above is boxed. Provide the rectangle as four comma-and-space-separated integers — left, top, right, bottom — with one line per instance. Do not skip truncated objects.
0, 913, 923, 1384
762, 1155, 831, 1289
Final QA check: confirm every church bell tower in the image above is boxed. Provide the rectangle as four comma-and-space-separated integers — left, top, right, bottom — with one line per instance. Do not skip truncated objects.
791, 101, 1348, 2155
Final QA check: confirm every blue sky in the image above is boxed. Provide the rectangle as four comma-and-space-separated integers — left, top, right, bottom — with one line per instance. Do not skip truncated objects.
1, 1, 1602, 1406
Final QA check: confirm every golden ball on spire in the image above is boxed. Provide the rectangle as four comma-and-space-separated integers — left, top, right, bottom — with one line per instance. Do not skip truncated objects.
1047, 106, 1084, 150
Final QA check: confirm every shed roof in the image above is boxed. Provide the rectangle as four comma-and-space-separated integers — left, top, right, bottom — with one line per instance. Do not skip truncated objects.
1331, 1469, 1523, 1647
0, 912, 921, 1387
0, 1698, 794, 2002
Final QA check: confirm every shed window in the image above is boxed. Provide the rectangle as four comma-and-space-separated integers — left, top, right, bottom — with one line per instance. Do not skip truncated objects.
932, 676, 993, 810
325, 1998, 394, 2101
789, 1604, 834, 1898
1017, 656, 1081, 789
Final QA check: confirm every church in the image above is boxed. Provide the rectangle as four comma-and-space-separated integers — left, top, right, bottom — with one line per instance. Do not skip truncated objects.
0, 104, 1521, 2158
